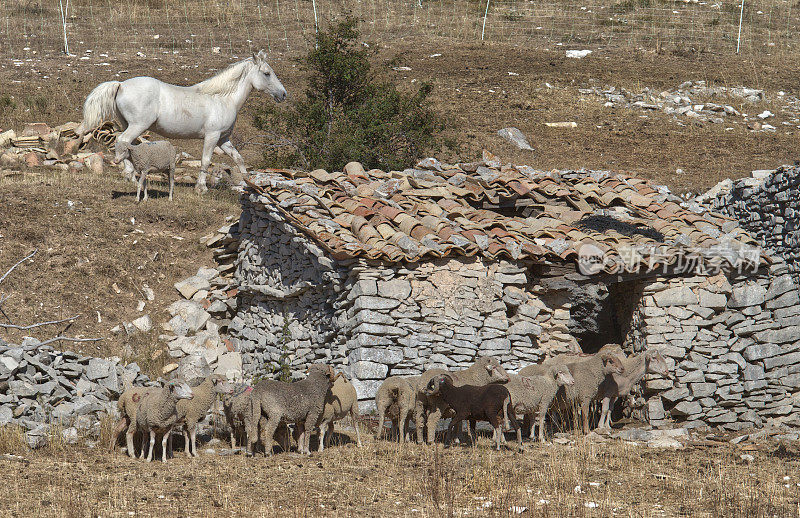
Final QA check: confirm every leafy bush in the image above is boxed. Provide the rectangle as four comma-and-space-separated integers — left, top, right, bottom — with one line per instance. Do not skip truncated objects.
255, 17, 447, 172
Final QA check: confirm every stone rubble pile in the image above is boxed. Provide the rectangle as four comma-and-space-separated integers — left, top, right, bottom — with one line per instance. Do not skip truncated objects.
0, 336, 154, 448
578, 80, 798, 131
691, 165, 800, 282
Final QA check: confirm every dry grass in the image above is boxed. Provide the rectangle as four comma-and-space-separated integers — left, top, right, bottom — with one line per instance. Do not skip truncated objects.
0, 169, 239, 375
0, 431, 798, 517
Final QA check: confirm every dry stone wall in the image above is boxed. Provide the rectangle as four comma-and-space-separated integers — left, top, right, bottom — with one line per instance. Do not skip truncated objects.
636, 261, 800, 430
695, 166, 800, 282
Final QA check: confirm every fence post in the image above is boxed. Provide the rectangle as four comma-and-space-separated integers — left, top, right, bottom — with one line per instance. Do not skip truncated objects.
736, 0, 745, 53
481, 0, 490, 41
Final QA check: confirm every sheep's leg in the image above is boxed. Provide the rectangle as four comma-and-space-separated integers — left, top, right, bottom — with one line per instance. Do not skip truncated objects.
218, 138, 248, 185
136, 169, 144, 202
109, 417, 128, 452
244, 412, 259, 457
375, 404, 387, 440
303, 416, 316, 455
125, 427, 137, 458
318, 422, 328, 453
494, 424, 503, 451
414, 401, 426, 443
161, 429, 170, 463
397, 408, 410, 444
351, 409, 362, 447
537, 410, 546, 442
146, 430, 156, 462
196, 131, 221, 194
261, 418, 280, 456
425, 407, 442, 444
581, 401, 590, 434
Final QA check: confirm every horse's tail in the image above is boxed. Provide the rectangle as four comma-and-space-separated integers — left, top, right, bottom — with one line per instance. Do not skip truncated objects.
76, 81, 121, 137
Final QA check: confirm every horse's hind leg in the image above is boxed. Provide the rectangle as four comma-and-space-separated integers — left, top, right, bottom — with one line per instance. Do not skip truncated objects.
196, 131, 221, 194
218, 138, 248, 186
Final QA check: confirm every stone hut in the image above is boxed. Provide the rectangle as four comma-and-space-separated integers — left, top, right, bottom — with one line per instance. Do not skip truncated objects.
230, 157, 800, 428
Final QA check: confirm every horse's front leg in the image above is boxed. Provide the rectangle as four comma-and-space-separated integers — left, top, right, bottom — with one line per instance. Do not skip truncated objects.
116, 123, 151, 183
218, 138, 248, 186
196, 131, 221, 194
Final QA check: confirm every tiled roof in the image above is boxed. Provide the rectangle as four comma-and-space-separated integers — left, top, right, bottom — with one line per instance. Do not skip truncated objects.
244, 153, 768, 275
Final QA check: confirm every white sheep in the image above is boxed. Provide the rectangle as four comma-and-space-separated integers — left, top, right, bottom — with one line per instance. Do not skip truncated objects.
506, 365, 575, 443
114, 140, 176, 202
596, 349, 669, 429
315, 374, 362, 451
374, 375, 417, 442
133, 380, 194, 462
174, 375, 234, 457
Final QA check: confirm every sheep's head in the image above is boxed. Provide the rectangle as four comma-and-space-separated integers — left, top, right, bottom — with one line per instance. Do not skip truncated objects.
308, 363, 339, 384
113, 140, 131, 164
168, 380, 194, 400
553, 365, 575, 387
211, 375, 235, 395
645, 350, 670, 376
423, 374, 452, 396
476, 356, 510, 383
600, 354, 624, 375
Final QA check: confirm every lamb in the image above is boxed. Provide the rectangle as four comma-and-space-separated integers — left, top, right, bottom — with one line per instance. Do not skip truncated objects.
113, 139, 176, 202
596, 349, 669, 429
245, 364, 339, 456
414, 356, 510, 444
547, 353, 625, 434
506, 365, 575, 443
174, 374, 235, 457
422, 374, 520, 451
222, 384, 254, 448
109, 381, 158, 456
315, 373, 362, 451
374, 375, 418, 443
132, 380, 194, 462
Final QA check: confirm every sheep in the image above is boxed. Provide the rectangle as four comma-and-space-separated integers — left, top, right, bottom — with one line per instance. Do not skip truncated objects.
245, 364, 339, 456
132, 380, 194, 462
174, 374, 235, 457
414, 356, 510, 444
596, 349, 669, 429
109, 382, 157, 456
306, 374, 362, 452
548, 353, 625, 434
222, 384, 254, 448
506, 365, 575, 443
422, 374, 520, 451
113, 140, 176, 202
374, 375, 418, 443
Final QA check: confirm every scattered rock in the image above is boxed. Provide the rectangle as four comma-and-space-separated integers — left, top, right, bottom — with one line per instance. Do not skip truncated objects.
497, 127, 534, 151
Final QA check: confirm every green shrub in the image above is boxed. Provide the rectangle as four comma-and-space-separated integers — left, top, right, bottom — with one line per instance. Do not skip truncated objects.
255, 17, 447, 172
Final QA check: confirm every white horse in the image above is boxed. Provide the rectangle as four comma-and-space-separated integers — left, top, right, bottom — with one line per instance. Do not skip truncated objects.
76, 50, 286, 193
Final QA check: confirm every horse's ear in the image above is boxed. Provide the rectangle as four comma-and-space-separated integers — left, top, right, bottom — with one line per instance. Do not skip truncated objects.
257, 49, 267, 60
252, 52, 260, 64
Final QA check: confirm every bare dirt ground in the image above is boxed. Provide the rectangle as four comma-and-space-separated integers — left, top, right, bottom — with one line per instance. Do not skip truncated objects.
0, 428, 799, 517
2, 1, 800, 516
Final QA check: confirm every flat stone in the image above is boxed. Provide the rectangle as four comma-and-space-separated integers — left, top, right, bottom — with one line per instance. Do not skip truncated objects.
698, 290, 727, 309
131, 314, 152, 333
689, 382, 716, 397
766, 291, 800, 310
351, 379, 382, 400
352, 296, 401, 312
648, 398, 666, 420
349, 360, 388, 379
765, 274, 796, 301
176, 353, 211, 383
743, 343, 783, 361
661, 387, 690, 404
494, 272, 527, 284
508, 321, 543, 336
753, 326, 800, 344
729, 283, 767, 308
670, 400, 702, 417
653, 287, 698, 307
347, 347, 403, 365
167, 300, 211, 335
174, 275, 211, 299
377, 279, 412, 300
764, 351, 800, 371
497, 127, 534, 151
86, 358, 113, 381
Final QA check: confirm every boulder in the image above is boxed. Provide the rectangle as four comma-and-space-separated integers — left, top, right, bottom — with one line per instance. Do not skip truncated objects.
729, 283, 767, 308
84, 153, 104, 175
167, 300, 211, 335
497, 127, 534, 151
176, 353, 211, 383
215, 352, 243, 381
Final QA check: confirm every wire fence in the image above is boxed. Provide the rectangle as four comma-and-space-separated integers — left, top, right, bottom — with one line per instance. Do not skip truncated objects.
1, 0, 798, 59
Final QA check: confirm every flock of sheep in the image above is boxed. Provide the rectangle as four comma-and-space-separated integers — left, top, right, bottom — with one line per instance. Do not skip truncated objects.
108, 345, 669, 461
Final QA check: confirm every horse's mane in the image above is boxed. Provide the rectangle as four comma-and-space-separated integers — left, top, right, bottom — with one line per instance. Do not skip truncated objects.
192, 58, 253, 96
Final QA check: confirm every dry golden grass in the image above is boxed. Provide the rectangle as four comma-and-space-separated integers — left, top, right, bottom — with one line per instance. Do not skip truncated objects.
0, 169, 239, 375
0, 429, 798, 517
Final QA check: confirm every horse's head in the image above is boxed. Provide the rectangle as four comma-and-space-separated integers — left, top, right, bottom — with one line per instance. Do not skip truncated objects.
250, 50, 287, 102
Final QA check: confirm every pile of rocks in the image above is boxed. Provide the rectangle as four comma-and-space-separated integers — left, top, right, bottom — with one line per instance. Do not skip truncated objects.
691, 166, 800, 282
160, 262, 243, 381
578, 80, 794, 131
0, 336, 153, 448
0, 122, 108, 175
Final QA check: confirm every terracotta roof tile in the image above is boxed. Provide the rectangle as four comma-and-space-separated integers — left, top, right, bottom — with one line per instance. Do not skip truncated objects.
245, 161, 768, 274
